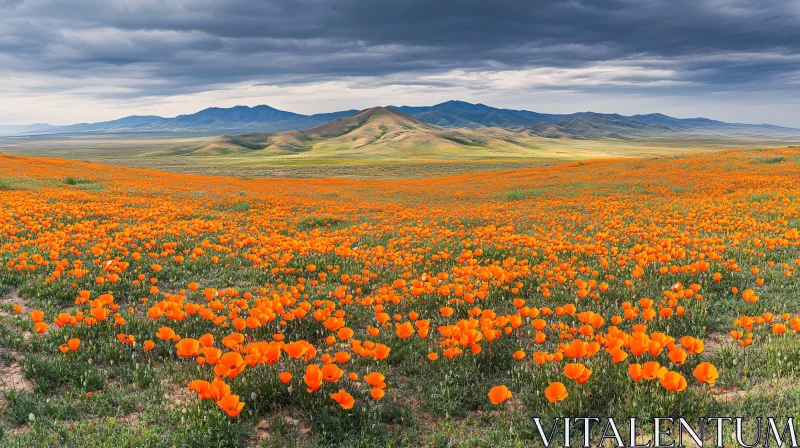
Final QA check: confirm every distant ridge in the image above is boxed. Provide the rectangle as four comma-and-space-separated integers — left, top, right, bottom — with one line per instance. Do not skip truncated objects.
0, 106, 359, 137
520, 114, 678, 140
394, 100, 564, 130
1, 100, 798, 138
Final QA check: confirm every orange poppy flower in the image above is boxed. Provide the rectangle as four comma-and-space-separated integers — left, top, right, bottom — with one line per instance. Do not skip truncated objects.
222, 333, 245, 350
679, 336, 704, 355
197, 333, 215, 348
692, 362, 719, 386
544, 382, 568, 403
659, 371, 687, 392
203, 347, 222, 365
364, 372, 386, 389
216, 394, 244, 417
156, 327, 176, 341
667, 347, 687, 365
642, 361, 667, 380
609, 348, 628, 363
321, 364, 344, 383
563, 363, 587, 381
628, 363, 644, 382
373, 344, 390, 360
67, 338, 80, 351
443, 347, 463, 359
334, 351, 351, 364
563, 339, 587, 359
488, 385, 513, 405
278, 372, 292, 384
304, 364, 323, 392
337, 327, 354, 341
330, 389, 355, 409
370, 388, 385, 400
564, 363, 592, 384
188, 380, 212, 399
284, 340, 311, 359
30, 310, 44, 323
213, 352, 246, 379
208, 379, 231, 401
175, 338, 201, 358
395, 322, 415, 340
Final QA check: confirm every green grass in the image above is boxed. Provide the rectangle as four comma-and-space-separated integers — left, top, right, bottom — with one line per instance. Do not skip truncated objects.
64, 176, 97, 186
757, 155, 786, 164
0, 179, 17, 191
229, 201, 251, 213
505, 188, 545, 201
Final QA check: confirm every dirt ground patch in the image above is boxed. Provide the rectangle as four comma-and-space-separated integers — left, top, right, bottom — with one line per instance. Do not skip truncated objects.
0, 291, 33, 318
703, 331, 732, 356
713, 376, 799, 403
254, 411, 312, 443
162, 380, 193, 411
0, 361, 33, 394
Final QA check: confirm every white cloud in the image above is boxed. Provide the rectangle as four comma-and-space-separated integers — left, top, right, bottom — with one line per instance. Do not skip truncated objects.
0, 56, 798, 127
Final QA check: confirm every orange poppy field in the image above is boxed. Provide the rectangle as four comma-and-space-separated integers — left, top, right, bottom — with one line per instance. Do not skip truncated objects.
0, 147, 799, 446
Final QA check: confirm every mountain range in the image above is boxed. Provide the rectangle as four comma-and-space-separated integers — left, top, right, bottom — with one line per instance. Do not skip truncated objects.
2, 100, 799, 141
184, 103, 800, 159
0, 106, 360, 137
195, 106, 544, 157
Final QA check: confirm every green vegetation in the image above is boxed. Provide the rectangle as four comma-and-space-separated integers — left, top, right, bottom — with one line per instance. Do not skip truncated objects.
229, 201, 251, 213
297, 216, 346, 230
0, 179, 17, 190
64, 177, 97, 186
505, 188, 545, 201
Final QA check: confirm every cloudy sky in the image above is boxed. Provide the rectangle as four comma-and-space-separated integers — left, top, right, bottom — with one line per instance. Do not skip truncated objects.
1, 0, 799, 126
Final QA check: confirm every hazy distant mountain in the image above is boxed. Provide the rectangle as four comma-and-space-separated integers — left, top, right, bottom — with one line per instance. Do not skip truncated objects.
1, 100, 798, 138
627, 113, 724, 128
394, 100, 565, 130
517, 112, 800, 140
0, 123, 58, 136
57, 115, 169, 133
520, 113, 678, 139
171, 105, 302, 125
0, 106, 360, 136
398, 102, 800, 138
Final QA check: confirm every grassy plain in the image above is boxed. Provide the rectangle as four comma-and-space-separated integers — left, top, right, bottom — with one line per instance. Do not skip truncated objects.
0, 132, 794, 178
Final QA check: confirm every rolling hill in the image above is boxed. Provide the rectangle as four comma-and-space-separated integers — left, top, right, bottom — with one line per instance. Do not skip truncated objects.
191, 105, 800, 159
191, 107, 547, 158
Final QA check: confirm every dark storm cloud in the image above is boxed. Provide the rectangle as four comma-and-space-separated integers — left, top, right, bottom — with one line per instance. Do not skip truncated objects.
0, 0, 798, 99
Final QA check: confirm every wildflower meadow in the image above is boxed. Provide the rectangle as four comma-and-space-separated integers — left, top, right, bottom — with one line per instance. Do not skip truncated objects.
0, 148, 799, 446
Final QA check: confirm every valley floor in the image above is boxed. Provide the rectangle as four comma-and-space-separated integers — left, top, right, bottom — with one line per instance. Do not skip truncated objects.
0, 133, 795, 178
